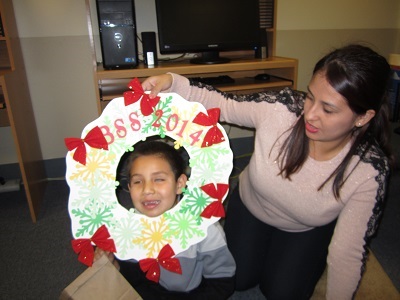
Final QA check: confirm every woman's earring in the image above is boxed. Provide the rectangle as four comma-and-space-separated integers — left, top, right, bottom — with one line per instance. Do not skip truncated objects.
357, 122, 362, 127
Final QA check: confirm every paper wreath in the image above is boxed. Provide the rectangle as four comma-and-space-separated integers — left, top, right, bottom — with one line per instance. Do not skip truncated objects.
65, 78, 233, 263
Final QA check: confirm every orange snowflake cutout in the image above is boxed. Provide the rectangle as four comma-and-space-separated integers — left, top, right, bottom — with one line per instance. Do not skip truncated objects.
133, 216, 172, 257
123, 78, 160, 116
69, 149, 115, 185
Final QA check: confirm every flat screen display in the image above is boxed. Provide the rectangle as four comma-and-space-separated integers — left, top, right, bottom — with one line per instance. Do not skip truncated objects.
155, 0, 260, 64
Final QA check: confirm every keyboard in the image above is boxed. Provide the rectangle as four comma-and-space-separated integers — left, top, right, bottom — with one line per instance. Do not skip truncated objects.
190, 75, 235, 85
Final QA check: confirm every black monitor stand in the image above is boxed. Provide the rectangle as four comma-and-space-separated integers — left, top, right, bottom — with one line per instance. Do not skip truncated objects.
190, 51, 230, 65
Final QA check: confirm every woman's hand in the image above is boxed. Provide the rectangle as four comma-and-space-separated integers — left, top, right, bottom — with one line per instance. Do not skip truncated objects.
141, 74, 173, 99
94, 247, 120, 270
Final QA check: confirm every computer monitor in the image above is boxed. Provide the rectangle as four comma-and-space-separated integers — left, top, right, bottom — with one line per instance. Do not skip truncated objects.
155, 0, 261, 64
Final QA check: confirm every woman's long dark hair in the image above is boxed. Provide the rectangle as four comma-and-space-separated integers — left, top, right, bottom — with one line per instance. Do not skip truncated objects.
277, 44, 393, 199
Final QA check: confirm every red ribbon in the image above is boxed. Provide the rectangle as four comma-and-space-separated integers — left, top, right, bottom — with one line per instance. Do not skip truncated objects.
71, 225, 116, 267
64, 126, 108, 165
139, 244, 182, 283
200, 183, 229, 218
123, 78, 160, 116
192, 108, 225, 147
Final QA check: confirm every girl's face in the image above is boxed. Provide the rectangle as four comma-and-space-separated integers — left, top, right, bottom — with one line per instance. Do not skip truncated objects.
304, 72, 373, 159
128, 154, 187, 218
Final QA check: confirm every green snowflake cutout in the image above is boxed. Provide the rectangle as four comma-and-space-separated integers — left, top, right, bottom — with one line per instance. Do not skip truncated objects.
72, 198, 114, 237
110, 209, 143, 258
71, 178, 116, 209
164, 210, 206, 249
179, 187, 211, 225
141, 95, 173, 137
189, 144, 232, 172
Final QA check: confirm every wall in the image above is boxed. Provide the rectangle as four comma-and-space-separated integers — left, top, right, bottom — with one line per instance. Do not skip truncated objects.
276, 0, 400, 91
0, 0, 399, 167
0, 0, 98, 165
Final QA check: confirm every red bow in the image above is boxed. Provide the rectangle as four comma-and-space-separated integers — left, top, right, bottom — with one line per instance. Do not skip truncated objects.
123, 78, 160, 116
64, 126, 108, 165
200, 183, 229, 218
139, 244, 182, 283
192, 108, 225, 147
71, 225, 116, 267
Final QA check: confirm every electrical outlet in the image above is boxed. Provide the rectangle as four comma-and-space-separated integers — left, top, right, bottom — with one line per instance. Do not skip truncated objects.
0, 179, 21, 193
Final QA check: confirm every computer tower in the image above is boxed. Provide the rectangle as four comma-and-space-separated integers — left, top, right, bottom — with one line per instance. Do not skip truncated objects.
96, 0, 138, 69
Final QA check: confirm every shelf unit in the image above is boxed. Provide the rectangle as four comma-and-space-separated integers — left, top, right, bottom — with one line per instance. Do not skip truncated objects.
95, 57, 298, 112
85, 0, 297, 115
0, 0, 47, 222
0, 0, 12, 127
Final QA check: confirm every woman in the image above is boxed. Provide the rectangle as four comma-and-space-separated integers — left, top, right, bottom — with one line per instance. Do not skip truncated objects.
141, 44, 393, 299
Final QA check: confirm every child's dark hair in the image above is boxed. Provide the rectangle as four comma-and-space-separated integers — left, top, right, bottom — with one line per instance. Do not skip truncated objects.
126, 140, 186, 181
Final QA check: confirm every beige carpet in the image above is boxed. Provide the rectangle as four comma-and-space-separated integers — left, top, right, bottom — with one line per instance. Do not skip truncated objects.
311, 250, 400, 299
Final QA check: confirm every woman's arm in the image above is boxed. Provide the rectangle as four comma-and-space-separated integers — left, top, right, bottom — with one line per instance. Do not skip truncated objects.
326, 167, 385, 299
145, 72, 289, 129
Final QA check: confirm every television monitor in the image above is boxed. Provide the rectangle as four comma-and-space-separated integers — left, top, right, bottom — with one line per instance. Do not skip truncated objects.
155, 0, 261, 65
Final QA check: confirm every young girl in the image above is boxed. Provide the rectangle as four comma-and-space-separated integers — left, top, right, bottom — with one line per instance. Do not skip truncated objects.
141, 44, 394, 299
95, 140, 236, 299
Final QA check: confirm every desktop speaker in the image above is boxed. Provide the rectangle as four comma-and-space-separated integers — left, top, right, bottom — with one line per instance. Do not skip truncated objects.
141, 32, 158, 66
96, 0, 138, 69
255, 28, 268, 59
